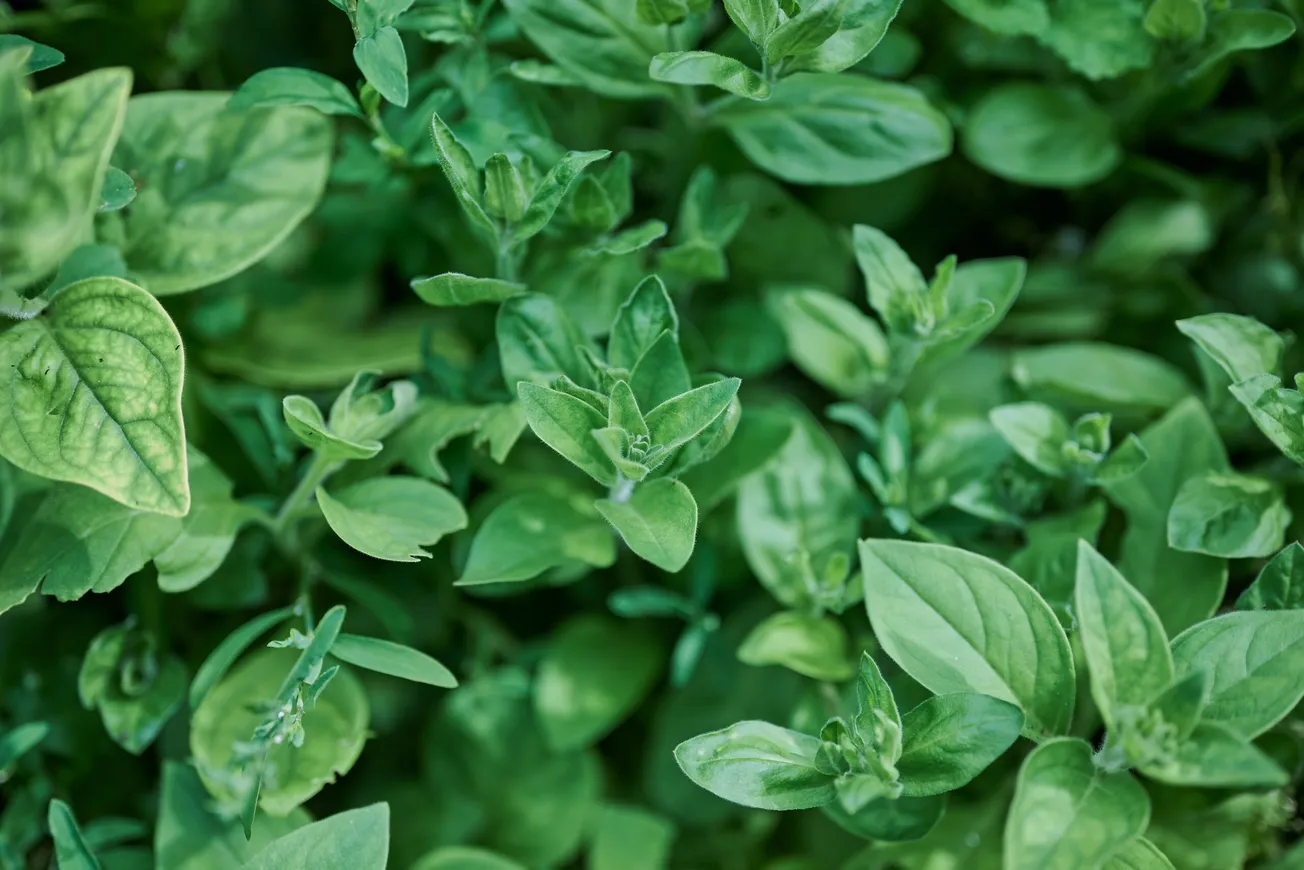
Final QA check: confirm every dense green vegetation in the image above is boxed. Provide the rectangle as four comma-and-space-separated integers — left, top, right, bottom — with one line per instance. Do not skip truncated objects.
2, 0, 1304, 867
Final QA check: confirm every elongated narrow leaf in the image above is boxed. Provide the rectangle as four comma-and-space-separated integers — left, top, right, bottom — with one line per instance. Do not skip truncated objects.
49, 800, 102, 870
412, 272, 525, 306
515, 150, 611, 242
649, 51, 770, 100
1074, 542, 1173, 727
189, 605, 297, 708
330, 634, 458, 688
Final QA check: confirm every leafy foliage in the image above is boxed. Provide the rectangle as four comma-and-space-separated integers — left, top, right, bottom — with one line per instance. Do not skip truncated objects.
2, 1, 1304, 869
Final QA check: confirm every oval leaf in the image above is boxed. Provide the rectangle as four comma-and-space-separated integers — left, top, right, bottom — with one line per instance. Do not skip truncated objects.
673, 720, 835, 811
860, 539, 1075, 739
0, 277, 189, 515
318, 476, 467, 562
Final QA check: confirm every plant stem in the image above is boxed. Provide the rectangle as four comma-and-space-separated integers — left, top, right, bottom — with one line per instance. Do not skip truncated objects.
273, 452, 337, 547
609, 475, 636, 503
496, 231, 519, 282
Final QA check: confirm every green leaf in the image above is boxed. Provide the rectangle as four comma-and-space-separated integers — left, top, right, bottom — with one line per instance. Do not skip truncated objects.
1190, 10, 1296, 78
156, 453, 258, 592
1012, 343, 1190, 417
191, 648, 369, 815
609, 275, 679, 370
852, 652, 902, 761
645, 378, 741, 451
852, 224, 926, 334
229, 67, 364, 117
630, 331, 693, 410
1005, 739, 1150, 870
353, 26, 409, 107
1139, 722, 1287, 789
1167, 472, 1290, 559
458, 492, 616, 585
1101, 398, 1229, 635
46, 243, 128, 295
156, 763, 311, 870
860, 539, 1075, 739
243, 803, 389, 870
190, 606, 297, 708
588, 805, 676, 870
0, 64, 131, 294
822, 793, 946, 842
411, 272, 525, 307
637, 0, 690, 24
766, 287, 889, 398
590, 219, 668, 255
920, 257, 1027, 365
483, 153, 529, 222
725, 0, 781, 44
765, 0, 844, 63
738, 406, 858, 610
649, 51, 770, 100
1228, 373, 1304, 467
113, 93, 332, 295
430, 111, 494, 234
1074, 542, 1173, 728
98, 166, 136, 212
716, 73, 952, 185
79, 621, 187, 754
1105, 838, 1177, 870
0, 278, 188, 514
502, 0, 670, 98
736, 610, 855, 681
673, 721, 836, 810
49, 800, 101, 870
535, 615, 663, 750
0, 34, 65, 72
519, 382, 616, 484
793, 0, 905, 71
943, 0, 1047, 34
515, 149, 610, 242
0, 483, 181, 612
318, 476, 467, 562
963, 84, 1120, 188
1038, 0, 1154, 80
1176, 313, 1283, 383
284, 396, 380, 460
1236, 542, 1304, 611
1091, 201, 1213, 276
596, 478, 698, 572
0, 721, 48, 769
414, 847, 528, 869
1145, 0, 1206, 41
989, 402, 1072, 477
1170, 609, 1304, 739
497, 293, 596, 388
329, 633, 457, 688
356, 0, 416, 32
895, 693, 1024, 797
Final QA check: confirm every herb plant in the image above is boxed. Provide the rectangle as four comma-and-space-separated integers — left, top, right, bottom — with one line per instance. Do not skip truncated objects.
1, 0, 1303, 868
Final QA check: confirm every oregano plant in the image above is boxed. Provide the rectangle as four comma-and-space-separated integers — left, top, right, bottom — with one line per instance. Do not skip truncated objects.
2, 1, 1304, 869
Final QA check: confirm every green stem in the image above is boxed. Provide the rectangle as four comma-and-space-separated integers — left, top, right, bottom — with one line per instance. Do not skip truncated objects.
273, 452, 338, 547
495, 232, 519, 282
